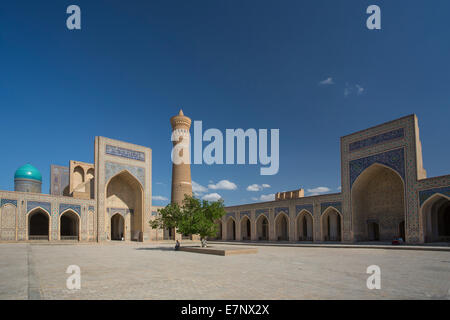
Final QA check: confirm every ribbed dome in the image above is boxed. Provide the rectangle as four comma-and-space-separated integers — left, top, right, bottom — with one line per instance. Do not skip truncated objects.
14, 164, 42, 182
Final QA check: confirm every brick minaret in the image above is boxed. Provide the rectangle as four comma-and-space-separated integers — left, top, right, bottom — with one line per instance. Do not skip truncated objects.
170, 109, 192, 205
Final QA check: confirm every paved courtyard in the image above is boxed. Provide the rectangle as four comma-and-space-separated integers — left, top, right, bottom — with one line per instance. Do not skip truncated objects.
0, 242, 449, 300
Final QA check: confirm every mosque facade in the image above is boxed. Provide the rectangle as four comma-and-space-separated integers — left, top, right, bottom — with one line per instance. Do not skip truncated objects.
0, 113, 448, 244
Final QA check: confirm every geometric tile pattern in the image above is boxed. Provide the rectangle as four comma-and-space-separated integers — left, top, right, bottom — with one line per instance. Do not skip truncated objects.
295, 204, 313, 216
106, 145, 145, 162
104, 161, 146, 188
0, 199, 18, 207
275, 207, 289, 217
349, 128, 404, 152
27, 201, 51, 214
320, 202, 342, 214
419, 186, 450, 206
59, 204, 81, 216
349, 148, 405, 187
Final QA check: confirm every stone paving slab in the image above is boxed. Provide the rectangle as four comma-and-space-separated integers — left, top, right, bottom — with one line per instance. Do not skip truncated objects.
0, 242, 449, 300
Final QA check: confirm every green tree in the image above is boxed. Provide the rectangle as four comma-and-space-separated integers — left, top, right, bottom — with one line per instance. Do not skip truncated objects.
150, 195, 226, 247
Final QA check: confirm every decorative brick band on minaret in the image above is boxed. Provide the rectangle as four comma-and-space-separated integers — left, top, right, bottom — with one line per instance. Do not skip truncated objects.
170, 109, 192, 205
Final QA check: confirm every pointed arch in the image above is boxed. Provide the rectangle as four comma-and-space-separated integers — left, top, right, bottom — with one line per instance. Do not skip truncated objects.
27, 207, 51, 240
296, 209, 313, 241
226, 216, 236, 240
420, 193, 450, 242
275, 212, 289, 241
106, 169, 144, 241
59, 209, 80, 241
351, 162, 405, 241
256, 214, 269, 241
321, 207, 343, 241
240, 215, 251, 240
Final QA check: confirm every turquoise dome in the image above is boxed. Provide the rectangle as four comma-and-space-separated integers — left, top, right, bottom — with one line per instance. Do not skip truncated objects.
14, 164, 42, 182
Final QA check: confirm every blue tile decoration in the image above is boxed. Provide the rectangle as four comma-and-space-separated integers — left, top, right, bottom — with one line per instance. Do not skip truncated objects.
1, 199, 17, 207
88, 206, 95, 212
295, 204, 313, 215
255, 209, 269, 218
27, 201, 51, 214
59, 204, 81, 216
107, 207, 134, 216
349, 128, 404, 152
240, 211, 250, 219
275, 207, 289, 216
105, 161, 145, 188
226, 212, 235, 219
320, 201, 342, 214
349, 148, 405, 187
106, 145, 145, 162
419, 186, 450, 206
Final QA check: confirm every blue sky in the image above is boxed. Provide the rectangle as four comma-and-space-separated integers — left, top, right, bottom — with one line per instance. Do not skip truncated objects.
0, 0, 449, 206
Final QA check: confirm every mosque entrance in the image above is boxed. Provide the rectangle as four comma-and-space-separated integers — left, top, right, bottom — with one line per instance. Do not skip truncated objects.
422, 195, 450, 242
60, 211, 79, 240
28, 210, 49, 240
111, 214, 124, 241
106, 170, 143, 241
352, 164, 405, 241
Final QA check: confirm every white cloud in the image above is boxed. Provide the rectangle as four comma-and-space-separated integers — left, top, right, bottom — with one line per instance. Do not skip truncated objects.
208, 180, 237, 190
247, 184, 262, 191
153, 195, 168, 201
202, 193, 222, 201
192, 181, 208, 194
260, 194, 275, 201
345, 83, 364, 96
251, 194, 275, 202
306, 186, 331, 196
356, 84, 364, 95
337, 186, 342, 191
246, 183, 271, 192
319, 77, 334, 85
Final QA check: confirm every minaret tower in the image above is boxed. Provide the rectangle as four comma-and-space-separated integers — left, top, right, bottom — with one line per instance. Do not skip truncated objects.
170, 109, 192, 205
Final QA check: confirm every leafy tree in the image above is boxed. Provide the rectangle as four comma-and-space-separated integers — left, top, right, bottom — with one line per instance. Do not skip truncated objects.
150, 195, 226, 247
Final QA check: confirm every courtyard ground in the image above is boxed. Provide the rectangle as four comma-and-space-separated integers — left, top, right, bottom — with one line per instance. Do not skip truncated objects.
0, 242, 449, 300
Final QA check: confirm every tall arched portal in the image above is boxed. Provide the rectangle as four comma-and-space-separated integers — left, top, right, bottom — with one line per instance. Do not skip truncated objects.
226, 218, 236, 240
352, 164, 405, 241
60, 211, 80, 240
106, 171, 143, 241
275, 213, 289, 241
322, 208, 341, 241
421, 195, 450, 242
297, 211, 313, 241
240, 216, 251, 240
256, 215, 269, 240
111, 214, 125, 240
28, 209, 49, 240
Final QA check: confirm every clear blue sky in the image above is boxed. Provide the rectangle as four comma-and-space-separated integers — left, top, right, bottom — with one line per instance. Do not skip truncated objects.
0, 0, 449, 206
